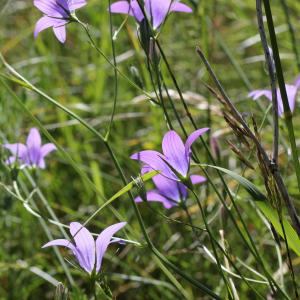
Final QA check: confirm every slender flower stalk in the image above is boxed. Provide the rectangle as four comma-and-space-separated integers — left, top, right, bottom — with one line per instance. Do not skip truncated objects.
255, 0, 279, 163
261, 0, 300, 193
3, 128, 56, 169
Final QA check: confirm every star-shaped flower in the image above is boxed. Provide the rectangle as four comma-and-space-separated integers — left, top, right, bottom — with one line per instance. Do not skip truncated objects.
42, 221, 127, 274
3, 128, 56, 169
131, 129, 209, 184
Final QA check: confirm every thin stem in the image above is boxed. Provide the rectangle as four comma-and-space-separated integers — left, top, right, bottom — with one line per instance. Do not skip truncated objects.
256, 0, 279, 163
76, 20, 159, 106
262, 0, 300, 192
196, 47, 300, 239
190, 189, 234, 299
278, 0, 300, 72
105, 0, 119, 140
152, 39, 286, 293
103, 142, 221, 298
0, 49, 220, 299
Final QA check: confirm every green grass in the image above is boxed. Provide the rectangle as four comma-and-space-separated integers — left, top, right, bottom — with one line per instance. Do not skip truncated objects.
1, 0, 300, 299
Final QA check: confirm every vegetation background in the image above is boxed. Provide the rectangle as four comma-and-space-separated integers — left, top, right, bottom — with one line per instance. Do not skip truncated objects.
1, 0, 300, 299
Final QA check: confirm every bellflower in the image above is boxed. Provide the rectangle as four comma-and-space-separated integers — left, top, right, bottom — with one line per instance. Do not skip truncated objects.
3, 128, 56, 169
42, 222, 127, 274
131, 128, 209, 185
135, 166, 206, 208
248, 74, 300, 117
109, 0, 192, 30
34, 0, 87, 43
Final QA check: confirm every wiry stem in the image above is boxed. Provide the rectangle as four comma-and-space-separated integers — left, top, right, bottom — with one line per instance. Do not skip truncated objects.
196, 47, 300, 240
256, 0, 279, 163
261, 0, 300, 192
278, 0, 300, 72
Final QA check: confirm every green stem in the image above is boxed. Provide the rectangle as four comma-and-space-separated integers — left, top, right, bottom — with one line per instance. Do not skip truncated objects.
278, 0, 300, 72
190, 190, 234, 299
105, 0, 119, 140
103, 142, 221, 298
262, 0, 300, 192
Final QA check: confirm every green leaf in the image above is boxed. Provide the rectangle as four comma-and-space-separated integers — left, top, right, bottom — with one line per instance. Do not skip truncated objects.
256, 202, 300, 256
203, 164, 300, 256
203, 165, 267, 201
82, 170, 159, 228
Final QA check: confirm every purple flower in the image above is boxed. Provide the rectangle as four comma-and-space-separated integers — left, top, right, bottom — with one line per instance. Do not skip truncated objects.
248, 74, 300, 117
42, 221, 127, 274
3, 128, 56, 169
109, 0, 192, 30
135, 166, 206, 209
131, 128, 209, 183
34, 0, 87, 43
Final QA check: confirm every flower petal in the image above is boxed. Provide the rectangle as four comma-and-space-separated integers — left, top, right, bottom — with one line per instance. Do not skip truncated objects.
285, 84, 297, 113
109, 1, 131, 14
38, 158, 46, 169
26, 128, 41, 149
42, 238, 88, 269
145, 0, 173, 29
294, 74, 300, 89
185, 128, 209, 161
170, 2, 192, 13
42, 239, 76, 251
190, 175, 206, 185
248, 89, 272, 101
135, 190, 175, 209
131, 150, 177, 180
3, 143, 26, 157
162, 130, 188, 177
95, 222, 127, 273
70, 222, 95, 273
129, 0, 145, 21
53, 25, 67, 43
41, 143, 57, 157
34, 16, 59, 38
152, 174, 186, 201
5, 156, 17, 165
110, 0, 144, 22
67, 0, 87, 10
34, 0, 66, 16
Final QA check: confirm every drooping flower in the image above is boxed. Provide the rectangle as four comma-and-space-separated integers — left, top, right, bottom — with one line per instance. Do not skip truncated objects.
3, 128, 56, 169
33, 0, 87, 43
248, 74, 300, 117
131, 129, 209, 184
135, 166, 206, 208
42, 222, 127, 274
109, 0, 192, 30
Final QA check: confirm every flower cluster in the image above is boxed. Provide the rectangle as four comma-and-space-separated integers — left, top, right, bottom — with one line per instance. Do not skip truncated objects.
33, 0, 192, 43
132, 129, 208, 208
